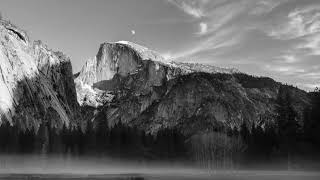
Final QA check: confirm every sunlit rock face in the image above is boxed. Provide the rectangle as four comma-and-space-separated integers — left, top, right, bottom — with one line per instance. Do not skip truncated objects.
0, 20, 81, 131
75, 41, 311, 135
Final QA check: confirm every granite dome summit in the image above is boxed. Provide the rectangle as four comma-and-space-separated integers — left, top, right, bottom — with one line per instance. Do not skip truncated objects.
75, 40, 309, 135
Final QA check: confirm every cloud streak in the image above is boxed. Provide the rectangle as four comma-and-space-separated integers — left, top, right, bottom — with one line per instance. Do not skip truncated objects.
167, 0, 206, 18
166, 0, 320, 91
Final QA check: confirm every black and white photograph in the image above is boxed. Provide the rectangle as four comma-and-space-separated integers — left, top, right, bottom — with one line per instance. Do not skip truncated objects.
0, 0, 320, 179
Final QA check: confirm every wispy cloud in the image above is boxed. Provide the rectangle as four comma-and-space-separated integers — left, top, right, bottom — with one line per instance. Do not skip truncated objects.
297, 34, 320, 55
197, 22, 208, 35
265, 64, 305, 75
167, 0, 286, 57
278, 55, 299, 63
167, 27, 240, 59
167, 0, 206, 18
299, 72, 320, 80
166, 0, 320, 90
269, 5, 320, 39
166, 0, 248, 58
250, 0, 286, 15
268, 4, 320, 57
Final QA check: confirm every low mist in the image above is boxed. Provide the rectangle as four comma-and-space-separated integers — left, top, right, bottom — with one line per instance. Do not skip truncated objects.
1, 154, 320, 180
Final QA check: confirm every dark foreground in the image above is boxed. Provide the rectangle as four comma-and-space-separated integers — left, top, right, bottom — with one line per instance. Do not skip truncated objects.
1, 171, 320, 180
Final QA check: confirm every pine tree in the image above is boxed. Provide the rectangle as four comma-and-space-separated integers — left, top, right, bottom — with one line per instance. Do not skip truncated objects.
277, 87, 299, 170
240, 123, 250, 143
304, 88, 320, 146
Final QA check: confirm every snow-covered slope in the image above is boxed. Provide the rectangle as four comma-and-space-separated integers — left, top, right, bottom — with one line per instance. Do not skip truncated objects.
0, 20, 81, 131
115, 41, 165, 62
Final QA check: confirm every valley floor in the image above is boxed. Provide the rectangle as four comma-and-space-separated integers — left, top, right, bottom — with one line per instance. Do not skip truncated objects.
1, 171, 320, 180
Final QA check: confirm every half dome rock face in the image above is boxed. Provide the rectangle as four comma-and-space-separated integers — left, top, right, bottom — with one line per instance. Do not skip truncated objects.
0, 20, 80, 132
75, 41, 239, 107
76, 41, 310, 135
76, 41, 176, 107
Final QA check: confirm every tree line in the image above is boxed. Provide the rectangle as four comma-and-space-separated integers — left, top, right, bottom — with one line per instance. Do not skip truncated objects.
0, 86, 319, 169
0, 119, 187, 161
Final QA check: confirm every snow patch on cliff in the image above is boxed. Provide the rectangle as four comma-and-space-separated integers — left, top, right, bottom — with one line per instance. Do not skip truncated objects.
116, 41, 165, 62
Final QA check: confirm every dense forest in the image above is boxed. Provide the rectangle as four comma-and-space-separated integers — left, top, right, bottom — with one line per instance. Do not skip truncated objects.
0, 120, 187, 160
0, 87, 319, 170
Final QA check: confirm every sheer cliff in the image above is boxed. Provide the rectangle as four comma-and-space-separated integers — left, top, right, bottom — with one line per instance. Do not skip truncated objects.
0, 20, 81, 131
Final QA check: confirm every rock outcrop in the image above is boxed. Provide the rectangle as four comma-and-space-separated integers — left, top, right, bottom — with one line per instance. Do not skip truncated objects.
75, 41, 310, 135
0, 20, 81, 132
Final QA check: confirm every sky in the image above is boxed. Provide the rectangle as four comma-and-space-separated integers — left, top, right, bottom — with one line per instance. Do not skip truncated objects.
0, 0, 319, 91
